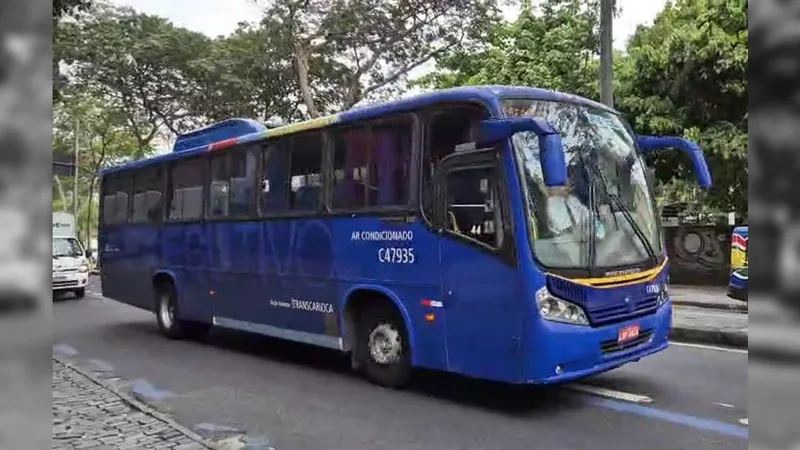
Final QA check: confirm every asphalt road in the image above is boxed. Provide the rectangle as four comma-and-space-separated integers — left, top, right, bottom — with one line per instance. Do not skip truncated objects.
53, 279, 749, 450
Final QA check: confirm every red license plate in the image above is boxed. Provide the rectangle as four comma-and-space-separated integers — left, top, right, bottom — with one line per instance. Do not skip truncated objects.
618, 324, 640, 343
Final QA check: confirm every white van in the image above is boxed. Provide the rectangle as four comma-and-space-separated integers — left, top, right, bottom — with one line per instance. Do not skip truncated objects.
52, 212, 90, 298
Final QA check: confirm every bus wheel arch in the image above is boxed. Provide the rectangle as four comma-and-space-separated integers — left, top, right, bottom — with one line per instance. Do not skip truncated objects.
342, 287, 414, 388
151, 272, 210, 340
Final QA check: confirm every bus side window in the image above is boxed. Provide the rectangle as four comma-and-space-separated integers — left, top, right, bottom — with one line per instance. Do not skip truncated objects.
168, 158, 205, 221
289, 132, 323, 211
230, 147, 257, 217
102, 174, 130, 225
331, 126, 370, 210
422, 105, 488, 221
260, 140, 290, 215
101, 176, 117, 225
445, 166, 502, 249
132, 168, 162, 223
208, 154, 229, 219
331, 116, 412, 211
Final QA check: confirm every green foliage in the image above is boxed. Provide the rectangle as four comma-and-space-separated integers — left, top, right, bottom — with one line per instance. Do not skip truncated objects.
257, 0, 501, 115
53, 92, 152, 241
56, 5, 213, 142
423, 0, 747, 216
53, 0, 93, 22
52, 0, 748, 223
417, 0, 604, 99
186, 24, 300, 122
53, 0, 93, 102
617, 0, 748, 215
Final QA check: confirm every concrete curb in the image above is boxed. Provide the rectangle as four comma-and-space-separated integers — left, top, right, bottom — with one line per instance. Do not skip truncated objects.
749, 344, 800, 364
669, 326, 748, 349
53, 356, 217, 450
672, 299, 748, 313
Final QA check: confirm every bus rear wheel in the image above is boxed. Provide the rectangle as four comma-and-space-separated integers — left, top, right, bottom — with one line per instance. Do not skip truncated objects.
356, 305, 411, 389
155, 283, 210, 340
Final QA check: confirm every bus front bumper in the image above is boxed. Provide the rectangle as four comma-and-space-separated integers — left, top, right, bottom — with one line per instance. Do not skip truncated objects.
525, 302, 672, 384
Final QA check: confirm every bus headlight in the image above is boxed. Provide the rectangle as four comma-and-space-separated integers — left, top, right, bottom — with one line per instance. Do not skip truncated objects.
535, 287, 589, 326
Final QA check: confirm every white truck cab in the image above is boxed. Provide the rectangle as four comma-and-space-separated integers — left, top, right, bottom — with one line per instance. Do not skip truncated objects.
52, 212, 90, 298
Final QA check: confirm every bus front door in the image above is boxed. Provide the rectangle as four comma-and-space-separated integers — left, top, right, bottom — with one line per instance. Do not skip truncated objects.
435, 149, 523, 383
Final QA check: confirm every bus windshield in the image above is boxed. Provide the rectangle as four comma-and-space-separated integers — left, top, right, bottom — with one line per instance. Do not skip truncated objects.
504, 98, 662, 272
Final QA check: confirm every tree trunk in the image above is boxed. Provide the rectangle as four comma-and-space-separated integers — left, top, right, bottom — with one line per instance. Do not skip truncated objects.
53, 175, 67, 210
343, 74, 362, 110
85, 178, 96, 249
293, 41, 321, 118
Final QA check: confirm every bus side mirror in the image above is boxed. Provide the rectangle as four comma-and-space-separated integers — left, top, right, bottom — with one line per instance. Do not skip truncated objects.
479, 118, 567, 187
636, 135, 712, 189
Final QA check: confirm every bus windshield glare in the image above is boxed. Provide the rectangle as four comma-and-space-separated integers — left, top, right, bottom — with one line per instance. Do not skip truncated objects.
504, 98, 662, 272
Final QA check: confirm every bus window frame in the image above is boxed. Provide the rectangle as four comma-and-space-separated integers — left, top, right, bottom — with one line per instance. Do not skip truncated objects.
434, 147, 517, 267
164, 154, 209, 224
206, 143, 260, 222
416, 101, 494, 232
325, 112, 418, 218
100, 171, 133, 226
256, 131, 328, 220
130, 166, 163, 225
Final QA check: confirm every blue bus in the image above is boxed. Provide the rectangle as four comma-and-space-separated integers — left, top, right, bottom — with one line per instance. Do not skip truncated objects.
727, 226, 747, 302
98, 86, 712, 387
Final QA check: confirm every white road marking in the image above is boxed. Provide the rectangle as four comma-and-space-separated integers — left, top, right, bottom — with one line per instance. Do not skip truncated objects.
568, 384, 653, 403
739, 418, 748, 426
671, 341, 748, 354
714, 402, 735, 408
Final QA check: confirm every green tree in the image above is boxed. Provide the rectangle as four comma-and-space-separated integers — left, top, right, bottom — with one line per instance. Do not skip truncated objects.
417, 0, 605, 100
53, 0, 93, 102
53, 0, 93, 22
616, 0, 748, 216
53, 91, 151, 243
186, 24, 300, 123
55, 5, 212, 144
256, 0, 501, 116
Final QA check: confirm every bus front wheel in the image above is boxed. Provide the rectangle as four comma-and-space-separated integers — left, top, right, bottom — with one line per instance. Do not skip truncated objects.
356, 305, 412, 389
155, 283, 210, 340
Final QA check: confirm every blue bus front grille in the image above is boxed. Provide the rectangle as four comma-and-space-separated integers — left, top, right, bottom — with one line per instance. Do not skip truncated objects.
587, 297, 659, 325
546, 276, 660, 326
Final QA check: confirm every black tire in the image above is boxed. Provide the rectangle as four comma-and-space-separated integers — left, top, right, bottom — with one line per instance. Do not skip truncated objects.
154, 282, 210, 340
74, 287, 85, 299
726, 285, 747, 302
356, 304, 412, 388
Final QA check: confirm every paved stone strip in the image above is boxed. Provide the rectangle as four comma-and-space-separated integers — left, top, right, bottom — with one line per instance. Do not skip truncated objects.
53, 358, 213, 450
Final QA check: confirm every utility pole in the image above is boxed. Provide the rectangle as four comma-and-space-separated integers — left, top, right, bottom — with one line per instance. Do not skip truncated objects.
599, 0, 614, 108
73, 118, 79, 222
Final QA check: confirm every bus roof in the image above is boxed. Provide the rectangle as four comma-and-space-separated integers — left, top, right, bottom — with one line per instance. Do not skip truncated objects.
100, 85, 614, 176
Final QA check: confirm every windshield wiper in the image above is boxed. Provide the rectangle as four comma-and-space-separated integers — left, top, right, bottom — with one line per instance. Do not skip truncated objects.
582, 156, 658, 268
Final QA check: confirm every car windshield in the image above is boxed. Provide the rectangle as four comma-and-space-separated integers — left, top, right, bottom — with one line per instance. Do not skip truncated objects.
504, 98, 662, 272
53, 237, 83, 258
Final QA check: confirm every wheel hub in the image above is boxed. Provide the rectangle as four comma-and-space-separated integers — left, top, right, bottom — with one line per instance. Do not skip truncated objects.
368, 323, 402, 365
159, 294, 174, 329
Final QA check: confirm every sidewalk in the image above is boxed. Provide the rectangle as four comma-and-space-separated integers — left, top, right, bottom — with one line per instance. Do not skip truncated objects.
670, 285, 748, 312
53, 358, 212, 450
669, 285, 748, 349
670, 304, 748, 348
